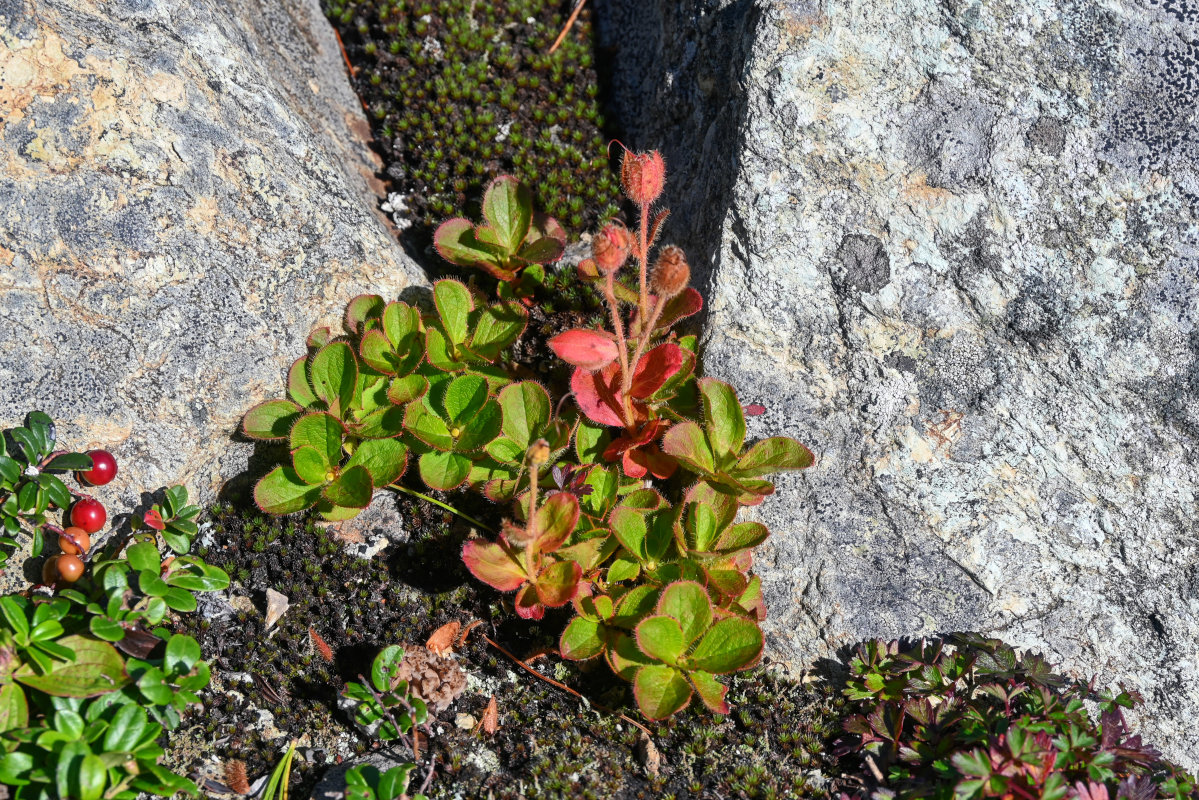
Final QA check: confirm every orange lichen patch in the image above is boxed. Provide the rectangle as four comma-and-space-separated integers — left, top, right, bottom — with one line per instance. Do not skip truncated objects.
0, 29, 86, 123
900, 171, 958, 207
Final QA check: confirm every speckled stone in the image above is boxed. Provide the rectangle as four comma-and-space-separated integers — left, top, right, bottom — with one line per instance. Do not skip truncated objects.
597, 0, 1199, 767
0, 0, 426, 514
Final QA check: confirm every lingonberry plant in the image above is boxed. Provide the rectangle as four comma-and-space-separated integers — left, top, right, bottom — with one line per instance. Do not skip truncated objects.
0, 412, 111, 571
834, 635, 1199, 800
0, 432, 229, 800
244, 150, 815, 720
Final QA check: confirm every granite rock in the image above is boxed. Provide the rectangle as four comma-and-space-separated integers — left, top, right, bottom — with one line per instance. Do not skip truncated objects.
597, 0, 1199, 767
0, 0, 425, 520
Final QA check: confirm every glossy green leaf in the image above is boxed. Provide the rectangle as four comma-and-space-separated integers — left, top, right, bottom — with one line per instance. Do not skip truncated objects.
323, 464, 373, 509
418, 450, 472, 491
345, 437, 408, 488
434, 280, 474, 345
454, 400, 502, 453
469, 302, 528, 361
482, 175, 532, 252
686, 617, 763, 674
43, 452, 93, 472
560, 616, 605, 661
0, 455, 19, 485
635, 615, 686, 665
575, 418, 609, 464
124, 542, 160, 573
633, 664, 692, 719
103, 703, 148, 752
609, 507, 647, 561
699, 378, 745, 463
371, 645, 405, 693
89, 616, 125, 642
292, 445, 332, 485
254, 467, 322, 514
289, 412, 345, 467
243, 400, 301, 441
498, 381, 550, 448
656, 581, 711, 645
607, 556, 640, 583
310, 342, 359, 416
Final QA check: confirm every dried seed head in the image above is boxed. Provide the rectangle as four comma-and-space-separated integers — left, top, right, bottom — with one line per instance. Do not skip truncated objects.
620, 150, 666, 207
650, 245, 691, 299
592, 223, 631, 274
396, 645, 468, 714
223, 760, 251, 795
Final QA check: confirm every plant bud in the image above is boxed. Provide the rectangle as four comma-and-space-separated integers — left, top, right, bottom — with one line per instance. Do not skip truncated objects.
592, 223, 631, 274
620, 150, 666, 207
650, 245, 690, 299
528, 439, 551, 466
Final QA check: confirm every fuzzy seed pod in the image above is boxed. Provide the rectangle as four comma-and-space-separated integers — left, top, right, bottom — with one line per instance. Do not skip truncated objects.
650, 245, 691, 299
620, 149, 666, 207
223, 760, 251, 795
591, 223, 631, 274
527, 439, 551, 466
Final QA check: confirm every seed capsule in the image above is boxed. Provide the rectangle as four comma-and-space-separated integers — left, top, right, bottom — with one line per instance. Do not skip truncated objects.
620, 150, 666, 207
592, 223, 631, 274
650, 245, 691, 299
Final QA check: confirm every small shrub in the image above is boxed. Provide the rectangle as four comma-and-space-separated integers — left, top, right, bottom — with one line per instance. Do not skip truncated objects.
834, 634, 1199, 800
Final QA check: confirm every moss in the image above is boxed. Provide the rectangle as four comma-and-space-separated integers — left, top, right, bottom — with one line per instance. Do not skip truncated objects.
326, 0, 620, 237
173, 497, 849, 799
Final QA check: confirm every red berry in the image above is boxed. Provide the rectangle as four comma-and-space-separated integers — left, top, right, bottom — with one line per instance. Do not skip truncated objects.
70, 498, 107, 534
77, 450, 118, 487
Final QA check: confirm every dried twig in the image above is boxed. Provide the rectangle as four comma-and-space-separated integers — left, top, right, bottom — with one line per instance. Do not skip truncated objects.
481, 633, 653, 737
548, 0, 587, 55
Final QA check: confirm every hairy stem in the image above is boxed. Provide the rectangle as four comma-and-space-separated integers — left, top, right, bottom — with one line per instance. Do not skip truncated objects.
625, 293, 669, 390
602, 272, 636, 427
638, 202, 650, 322
386, 483, 495, 533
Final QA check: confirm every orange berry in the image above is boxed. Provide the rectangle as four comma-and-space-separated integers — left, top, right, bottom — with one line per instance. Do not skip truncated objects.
56, 554, 85, 583
59, 527, 90, 556
42, 557, 60, 585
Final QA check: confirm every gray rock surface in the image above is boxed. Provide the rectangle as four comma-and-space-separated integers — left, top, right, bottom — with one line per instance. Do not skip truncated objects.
597, 0, 1199, 767
0, 0, 425, 520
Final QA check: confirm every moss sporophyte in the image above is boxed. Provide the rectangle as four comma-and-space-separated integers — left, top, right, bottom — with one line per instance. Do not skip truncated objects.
244, 149, 816, 721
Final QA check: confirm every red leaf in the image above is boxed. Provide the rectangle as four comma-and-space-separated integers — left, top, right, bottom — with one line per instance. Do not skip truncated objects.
745, 404, 766, 417
533, 493, 580, 554
462, 540, 527, 592
534, 560, 582, 608
549, 329, 620, 371
571, 364, 626, 427
143, 508, 166, 531
630, 343, 684, 399
623, 445, 677, 480
513, 583, 545, 620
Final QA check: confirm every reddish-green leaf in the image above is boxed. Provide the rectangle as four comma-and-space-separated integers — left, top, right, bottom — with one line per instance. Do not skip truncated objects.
685, 617, 763, 674
661, 421, 715, 475
0, 682, 28, 734
15, 636, 129, 697
736, 437, 815, 476
533, 493, 580, 554
633, 664, 692, 719
292, 445, 332, 485
434, 218, 504, 272
713, 521, 769, 553
609, 507, 648, 561
288, 356, 317, 407
549, 329, 620, 371
534, 559, 582, 607
516, 234, 565, 265
387, 374, 429, 406
498, 381, 551, 448
470, 301, 528, 361
514, 583, 545, 620
345, 294, 384, 333
689, 670, 729, 714
606, 632, 655, 681
243, 400, 301, 441
462, 539, 526, 591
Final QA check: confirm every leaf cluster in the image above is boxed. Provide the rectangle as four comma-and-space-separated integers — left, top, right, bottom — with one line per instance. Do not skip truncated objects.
0, 482, 229, 799
248, 167, 816, 723
835, 635, 1199, 800
0, 412, 96, 567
